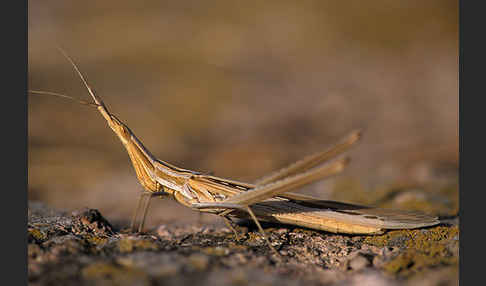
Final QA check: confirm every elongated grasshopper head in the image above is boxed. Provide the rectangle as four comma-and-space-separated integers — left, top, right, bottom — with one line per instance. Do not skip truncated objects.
104, 114, 133, 146
98, 110, 162, 193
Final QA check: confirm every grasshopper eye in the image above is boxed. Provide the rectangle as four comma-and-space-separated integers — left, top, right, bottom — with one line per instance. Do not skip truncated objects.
118, 126, 130, 138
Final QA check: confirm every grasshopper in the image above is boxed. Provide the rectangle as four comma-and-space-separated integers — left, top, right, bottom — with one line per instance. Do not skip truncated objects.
30, 50, 440, 253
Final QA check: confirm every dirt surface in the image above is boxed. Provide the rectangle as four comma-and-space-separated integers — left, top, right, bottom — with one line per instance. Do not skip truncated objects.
28, 201, 458, 286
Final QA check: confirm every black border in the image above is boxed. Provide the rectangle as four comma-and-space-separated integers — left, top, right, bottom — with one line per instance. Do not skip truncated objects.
460, 0, 483, 285
4, 0, 28, 284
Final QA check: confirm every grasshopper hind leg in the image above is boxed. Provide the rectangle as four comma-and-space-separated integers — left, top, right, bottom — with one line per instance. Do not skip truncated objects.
221, 215, 241, 239
245, 206, 279, 255
218, 209, 244, 239
219, 208, 278, 255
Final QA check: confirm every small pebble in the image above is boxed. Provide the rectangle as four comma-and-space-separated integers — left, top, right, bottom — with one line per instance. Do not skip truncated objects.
349, 254, 370, 271
156, 225, 172, 239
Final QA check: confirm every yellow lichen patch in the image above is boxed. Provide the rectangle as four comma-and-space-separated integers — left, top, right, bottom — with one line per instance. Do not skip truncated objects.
81, 262, 149, 286
117, 238, 160, 253
363, 229, 410, 248
246, 232, 264, 243
85, 235, 108, 246
408, 226, 458, 250
383, 248, 458, 276
28, 228, 48, 242
364, 226, 459, 277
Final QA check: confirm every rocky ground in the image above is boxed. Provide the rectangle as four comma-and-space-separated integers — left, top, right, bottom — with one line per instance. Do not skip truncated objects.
28, 200, 458, 286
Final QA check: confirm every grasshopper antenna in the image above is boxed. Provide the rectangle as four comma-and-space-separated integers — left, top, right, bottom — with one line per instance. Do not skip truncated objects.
28, 47, 104, 109
54, 47, 118, 127
55, 46, 106, 108
28, 90, 99, 107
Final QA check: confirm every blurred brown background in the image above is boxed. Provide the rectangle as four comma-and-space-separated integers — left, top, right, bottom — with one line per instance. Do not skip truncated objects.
28, 0, 458, 229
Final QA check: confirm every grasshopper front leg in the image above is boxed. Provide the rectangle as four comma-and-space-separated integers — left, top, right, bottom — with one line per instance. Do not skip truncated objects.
131, 191, 168, 232
130, 192, 149, 232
